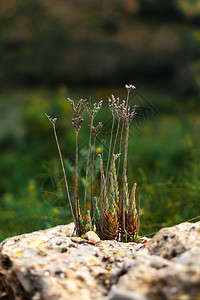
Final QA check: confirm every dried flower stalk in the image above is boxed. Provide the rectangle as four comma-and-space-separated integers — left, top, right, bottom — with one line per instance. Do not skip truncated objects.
105, 97, 116, 186
68, 98, 88, 236
116, 85, 135, 177
90, 121, 103, 225
84, 100, 103, 232
113, 89, 137, 242
45, 114, 78, 235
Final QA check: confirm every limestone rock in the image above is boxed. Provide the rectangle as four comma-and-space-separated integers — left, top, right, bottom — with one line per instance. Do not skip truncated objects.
147, 221, 200, 258
85, 231, 101, 244
0, 221, 200, 299
109, 222, 200, 300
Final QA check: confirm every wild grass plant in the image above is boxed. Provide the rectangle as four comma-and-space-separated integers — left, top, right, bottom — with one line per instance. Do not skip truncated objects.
46, 85, 140, 242
1, 89, 200, 241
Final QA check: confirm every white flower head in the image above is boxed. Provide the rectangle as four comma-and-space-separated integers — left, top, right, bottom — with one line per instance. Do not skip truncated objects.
125, 84, 136, 91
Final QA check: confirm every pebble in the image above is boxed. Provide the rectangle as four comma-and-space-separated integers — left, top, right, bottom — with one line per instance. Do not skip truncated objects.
85, 231, 100, 244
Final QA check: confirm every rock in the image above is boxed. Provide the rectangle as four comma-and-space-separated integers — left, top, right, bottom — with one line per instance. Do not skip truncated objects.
85, 231, 101, 244
147, 221, 200, 258
0, 221, 200, 299
108, 286, 148, 300
109, 222, 200, 300
71, 237, 86, 244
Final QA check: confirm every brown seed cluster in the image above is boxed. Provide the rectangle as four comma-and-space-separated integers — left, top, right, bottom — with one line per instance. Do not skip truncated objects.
88, 100, 103, 119
68, 98, 88, 132
109, 95, 138, 127
94, 122, 103, 137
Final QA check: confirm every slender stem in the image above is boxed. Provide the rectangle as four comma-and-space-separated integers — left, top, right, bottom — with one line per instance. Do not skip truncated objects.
83, 116, 93, 233
99, 113, 116, 238
100, 204, 105, 239
117, 89, 130, 178
101, 143, 104, 163
90, 135, 96, 225
136, 195, 140, 237
100, 114, 115, 238
117, 122, 124, 178
74, 131, 80, 236
91, 148, 103, 227
121, 124, 129, 242
105, 114, 115, 186
126, 90, 130, 105
92, 142, 104, 226
112, 117, 120, 158
52, 123, 78, 234
100, 156, 106, 239
109, 117, 120, 175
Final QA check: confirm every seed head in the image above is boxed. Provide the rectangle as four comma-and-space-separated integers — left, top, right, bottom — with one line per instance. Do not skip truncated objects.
125, 84, 136, 92
45, 113, 57, 125
68, 98, 88, 132
95, 122, 103, 136
88, 100, 103, 119
112, 96, 138, 127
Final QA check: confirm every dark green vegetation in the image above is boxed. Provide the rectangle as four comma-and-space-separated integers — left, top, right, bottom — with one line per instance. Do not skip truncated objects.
0, 0, 200, 94
0, 0, 200, 241
0, 87, 200, 241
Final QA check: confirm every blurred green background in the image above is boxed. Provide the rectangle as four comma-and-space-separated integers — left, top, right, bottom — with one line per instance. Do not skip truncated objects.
0, 0, 200, 241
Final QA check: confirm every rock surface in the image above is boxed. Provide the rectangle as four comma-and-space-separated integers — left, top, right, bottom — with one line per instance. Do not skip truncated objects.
0, 222, 200, 300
